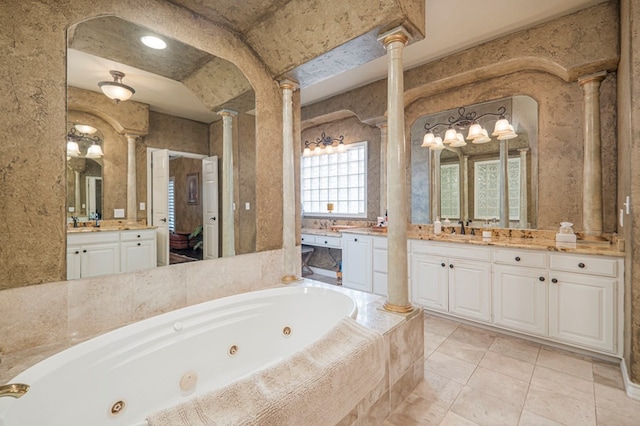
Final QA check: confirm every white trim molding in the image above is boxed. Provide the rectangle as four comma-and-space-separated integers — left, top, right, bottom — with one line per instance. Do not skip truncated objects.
621, 359, 640, 401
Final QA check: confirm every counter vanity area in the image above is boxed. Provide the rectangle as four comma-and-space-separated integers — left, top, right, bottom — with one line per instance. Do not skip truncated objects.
303, 225, 624, 358
67, 221, 157, 280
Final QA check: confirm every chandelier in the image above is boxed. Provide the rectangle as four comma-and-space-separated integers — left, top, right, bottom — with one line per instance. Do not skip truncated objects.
98, 70, 135, 103
303, 132, 346, 156
67, 124, 103, 158
422, 106, 517, 151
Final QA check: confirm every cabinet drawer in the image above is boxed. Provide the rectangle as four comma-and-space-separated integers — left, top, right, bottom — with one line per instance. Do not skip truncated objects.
494, 249, 547, 268
549, 253, 618, 277
316, 236, 342, 248
120, 229, 156, 241
372, 236, 388, 249
300, 234, 316, 245
68, 230, 119, 245
411, 240, 491, 262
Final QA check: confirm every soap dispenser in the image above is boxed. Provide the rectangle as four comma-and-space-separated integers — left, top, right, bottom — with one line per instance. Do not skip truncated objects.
434, 217, 442, 235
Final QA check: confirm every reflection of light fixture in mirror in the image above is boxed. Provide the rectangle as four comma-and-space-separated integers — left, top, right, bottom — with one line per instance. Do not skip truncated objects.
302, 132, 346, 156
422, 106, 517, 149
98, 70, 135, 103
67, 124, 103, 158
140, 35, 167, 49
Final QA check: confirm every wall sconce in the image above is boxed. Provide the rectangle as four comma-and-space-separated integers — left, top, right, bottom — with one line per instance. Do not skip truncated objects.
422, 106, 517, 151
98, 70, 135, 103
67, 124, 103, 158
303, 132, 346, 156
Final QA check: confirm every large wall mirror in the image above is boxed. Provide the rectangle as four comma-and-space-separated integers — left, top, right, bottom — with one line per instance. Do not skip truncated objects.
411, 96, 538, 229
66, 16, 257, 277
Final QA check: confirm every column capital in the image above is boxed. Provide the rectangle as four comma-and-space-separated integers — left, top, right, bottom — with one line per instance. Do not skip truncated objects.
217, 108, 238, 117
279, 79, 299, 91
377, 26, 410, 47
518, 147, 530, 154
577, 71, 607, 86
124, 134, 139, 141
375, 120, 388, 130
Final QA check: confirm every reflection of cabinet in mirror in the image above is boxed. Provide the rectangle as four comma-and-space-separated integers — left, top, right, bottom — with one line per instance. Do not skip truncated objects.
411, 96, 538, 229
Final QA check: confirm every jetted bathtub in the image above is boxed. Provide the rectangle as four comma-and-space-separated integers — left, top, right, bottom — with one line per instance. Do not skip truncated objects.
0, 286, 357, 426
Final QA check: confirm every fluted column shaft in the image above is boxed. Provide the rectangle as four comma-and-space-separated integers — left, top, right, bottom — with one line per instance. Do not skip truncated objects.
578, 72, 606, 237
280, 79, 300, 283
217, 109, 237, 257
499, 140, 509, 228
432, 149, 442, 220
462, 155, 469, 222
378, 122, 388, 216
379, 27, 412, 313
519, 148, 529, 228
126, 135, 138, 225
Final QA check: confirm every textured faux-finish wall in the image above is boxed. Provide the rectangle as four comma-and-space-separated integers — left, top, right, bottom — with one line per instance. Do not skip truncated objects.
0, 0, 283, 290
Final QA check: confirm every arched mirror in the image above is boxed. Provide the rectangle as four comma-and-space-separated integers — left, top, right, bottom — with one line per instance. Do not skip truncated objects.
411, 96, 538, 229
66, 16, 257, 278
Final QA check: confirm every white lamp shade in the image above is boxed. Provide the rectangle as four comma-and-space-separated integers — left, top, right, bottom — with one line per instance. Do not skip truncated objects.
325, 144, 334, 154
492, 118, 512, 136
303, 147, 311, 156
472, 129, 491, 144
313, 146, 323, 155
74, 124, 97, 134
450, 133, 467, 147
66, 140, 80, 157
443, 128, 458, 144
467, 123, 484, 140
86, 143, 104, 158
429, 136, 445, 151
337, 142, 347, 153
100, 83, 134, 102
422, 132, 435, 147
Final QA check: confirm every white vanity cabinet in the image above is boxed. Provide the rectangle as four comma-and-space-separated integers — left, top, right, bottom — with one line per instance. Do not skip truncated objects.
492, 248, 548, 336
67, 232, 120, 280
547, 253, 619, 353
411, 241, 491, 322
342, 234, 372, 292
371, 236, 388, 296
120, 229, 157, 272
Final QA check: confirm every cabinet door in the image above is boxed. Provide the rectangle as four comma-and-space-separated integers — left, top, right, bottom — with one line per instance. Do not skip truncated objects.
121, 240, 156, 273
342, 235, 372, 292
448, 259, 491, 322
411, 254, 448, 312
548, 272, 615, 352
81, 242, 120, 278
67, 246, 82, 280
372, 238, 388, 296
493, 265, 547, 336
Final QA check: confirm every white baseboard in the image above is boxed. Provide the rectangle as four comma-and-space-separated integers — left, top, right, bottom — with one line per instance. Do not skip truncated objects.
621, 359, 640, 400
310, 267, 337, 278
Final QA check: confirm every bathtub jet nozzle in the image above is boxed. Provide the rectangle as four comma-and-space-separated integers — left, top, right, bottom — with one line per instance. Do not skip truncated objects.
0, 383, 30, 398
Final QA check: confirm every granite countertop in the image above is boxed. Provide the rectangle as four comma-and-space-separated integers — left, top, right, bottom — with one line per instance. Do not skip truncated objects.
300, 228, 343, 237
330, 227, 624, 257
67, 223, 155, 233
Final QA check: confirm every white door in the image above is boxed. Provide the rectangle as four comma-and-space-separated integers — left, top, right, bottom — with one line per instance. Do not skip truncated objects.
152, 149, 170, 266
202, 156, 219, 259
342, 235, 372, 292
493, 265, 547, 336
411, 254, 448, 312
86, 176, 102, 218
448, 259, 491, 322
548, 272, 615, 352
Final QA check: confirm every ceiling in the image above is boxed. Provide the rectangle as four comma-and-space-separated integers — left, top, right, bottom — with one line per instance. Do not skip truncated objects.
67, 0, 607, 123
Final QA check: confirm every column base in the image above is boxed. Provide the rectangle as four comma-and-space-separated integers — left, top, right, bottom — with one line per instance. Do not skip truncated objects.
281, 275, 302, 284
383, 302, 414, 314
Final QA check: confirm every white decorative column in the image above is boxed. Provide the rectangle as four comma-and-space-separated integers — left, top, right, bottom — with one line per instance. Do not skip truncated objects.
280, 79, 300, 283
126, 134, 138, 225
499, 140, 509, 228
431, 149, 442, 221
462, 155, 469, 222
378, 27, 412, 313
74, 171, 81, 215
217, 109, 238, 257
378, 121, 388, 216
578, 72, 606, 237
519, 148, 529, 228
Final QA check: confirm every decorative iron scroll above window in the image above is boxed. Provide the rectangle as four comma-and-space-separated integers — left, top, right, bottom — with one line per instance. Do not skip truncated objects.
303, 132, 346, 156
421, 106, 518, 150
66, 123, 104, 158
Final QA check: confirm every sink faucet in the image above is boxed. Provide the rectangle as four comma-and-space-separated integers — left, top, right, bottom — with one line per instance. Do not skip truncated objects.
458, 220, 466, 235
0, 383, 29, 398
72, 216, 78, 228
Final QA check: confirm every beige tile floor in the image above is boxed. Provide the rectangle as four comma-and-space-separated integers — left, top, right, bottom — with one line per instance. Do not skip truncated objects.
385, 313, 640, 426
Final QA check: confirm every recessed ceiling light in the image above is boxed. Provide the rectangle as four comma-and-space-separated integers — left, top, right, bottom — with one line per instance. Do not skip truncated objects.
140, 35, 167, 50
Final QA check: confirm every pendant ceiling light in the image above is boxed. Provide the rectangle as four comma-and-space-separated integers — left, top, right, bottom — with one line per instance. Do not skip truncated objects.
98, 70, 135, 103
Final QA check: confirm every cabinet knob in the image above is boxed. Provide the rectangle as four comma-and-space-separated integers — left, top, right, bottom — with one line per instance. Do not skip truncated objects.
354, 238, 358, 242
515, 256, 521, 262
324, 240, 328, 244
210, 217, 216, 221
578, 262, 585, 269
137, 243, 141, 246
539, 276, 545, 282
449, 264, 454, 269
137, 234, 141, 238
551, 278, 558, 283
441, 262, 446, 267
301, 238, 304, 241
82, 249, 87, 253
75, 251, 79, 254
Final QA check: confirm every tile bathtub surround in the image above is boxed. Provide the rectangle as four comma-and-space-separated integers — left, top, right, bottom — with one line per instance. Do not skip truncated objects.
385, 313, 640, 426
